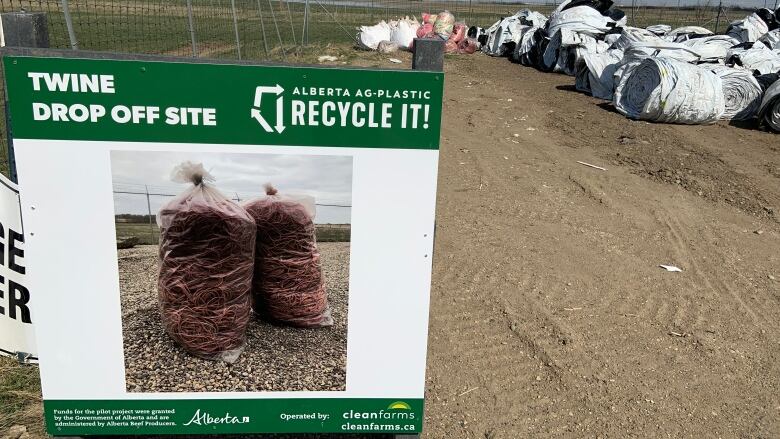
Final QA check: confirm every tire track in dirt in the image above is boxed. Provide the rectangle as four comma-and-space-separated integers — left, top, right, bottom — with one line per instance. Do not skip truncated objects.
425, 55, 780, 438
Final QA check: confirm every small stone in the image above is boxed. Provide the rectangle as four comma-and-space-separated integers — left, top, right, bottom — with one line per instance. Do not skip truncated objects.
755, 230, 764, 235
536, 375, 542, 381
769, 275, 776, 281
7, 426, 26, 439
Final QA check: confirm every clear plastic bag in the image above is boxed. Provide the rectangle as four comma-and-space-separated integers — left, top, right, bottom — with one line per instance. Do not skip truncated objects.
243, 184, 333, 328
157, 162, 256, 362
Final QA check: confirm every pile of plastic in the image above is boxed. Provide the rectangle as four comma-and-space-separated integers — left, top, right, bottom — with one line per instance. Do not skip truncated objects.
479, 0, 780, 131
357, 11, 478, 54
357, 17, 420, 52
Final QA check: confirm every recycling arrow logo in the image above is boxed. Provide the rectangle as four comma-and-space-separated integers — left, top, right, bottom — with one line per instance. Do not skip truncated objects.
251, 84, 285, 133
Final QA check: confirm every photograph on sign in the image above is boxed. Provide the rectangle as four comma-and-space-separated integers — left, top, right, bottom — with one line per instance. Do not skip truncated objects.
111, 150, 351, 393
4, 54, 441, 435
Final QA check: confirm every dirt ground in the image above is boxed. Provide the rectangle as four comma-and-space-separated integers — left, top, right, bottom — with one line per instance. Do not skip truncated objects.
119, 243, 348, 393
415, 53, 780, 438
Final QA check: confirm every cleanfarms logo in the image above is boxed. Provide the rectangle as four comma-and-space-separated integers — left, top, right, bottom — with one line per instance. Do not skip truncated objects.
387, 401, 412, 410
342, 401, 416, 421
182, 409, 250, 426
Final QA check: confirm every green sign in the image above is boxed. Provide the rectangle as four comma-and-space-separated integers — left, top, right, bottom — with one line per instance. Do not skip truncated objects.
5, 54, 440, 437
4, 56, 443, 149
46, 399, 424, 435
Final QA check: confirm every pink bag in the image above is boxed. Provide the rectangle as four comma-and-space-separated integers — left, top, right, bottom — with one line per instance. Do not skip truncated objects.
449, 22, 466, 43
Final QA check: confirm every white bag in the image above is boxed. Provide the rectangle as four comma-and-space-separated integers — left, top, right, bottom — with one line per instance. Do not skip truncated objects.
614, 57, 725, 124
575, 49, 624, 100
758, 78, 780, 131
357, 21, 392, 50
390, 18, 419, 50
710, 65, 763, 120
727, 13, 770, 44
683, 35, 741, 63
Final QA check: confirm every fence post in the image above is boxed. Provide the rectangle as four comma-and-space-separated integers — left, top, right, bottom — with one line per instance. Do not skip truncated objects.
145, 185, 154, 244
230, 0, 242, 59
256, 0, 270, 57
61, 0, 78, 50
285, 1, 297, 46
302, 0, 310, 46
186, 0, 198, 57
714, 1, 723, 34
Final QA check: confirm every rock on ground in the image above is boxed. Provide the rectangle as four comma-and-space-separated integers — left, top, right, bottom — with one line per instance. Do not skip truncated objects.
119, 243, 348, 393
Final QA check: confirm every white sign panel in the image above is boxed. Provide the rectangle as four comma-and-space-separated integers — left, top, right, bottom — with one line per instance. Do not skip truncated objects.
0, 171, 36, 361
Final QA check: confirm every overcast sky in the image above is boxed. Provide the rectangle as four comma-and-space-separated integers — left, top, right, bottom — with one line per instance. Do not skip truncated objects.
110, 151, 353, 224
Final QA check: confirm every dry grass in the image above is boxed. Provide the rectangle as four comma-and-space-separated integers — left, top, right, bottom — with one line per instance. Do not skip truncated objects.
0, 357, 44, 437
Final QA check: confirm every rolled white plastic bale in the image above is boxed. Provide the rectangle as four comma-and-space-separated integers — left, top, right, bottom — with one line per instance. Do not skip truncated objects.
758, 79, 780, 132
727, 42, 780, 75
610, 26, 663, 51
710, 66, 763, 120
646, 24, 672, 36
561, 37, 608, 77
683, 35, 741, 63
726, 13, 770, 44
575, 49, 624, 100
759, 29, 780, 50
614, 57, 725, 124
541, 30, 563, 72
547, 5, 621, 37
668, 26, 713, 42
622, 41, 702, 64
357, 21, 391, 50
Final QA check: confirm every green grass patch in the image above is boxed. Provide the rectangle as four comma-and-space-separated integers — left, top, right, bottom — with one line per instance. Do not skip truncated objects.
116, 221, 350, 244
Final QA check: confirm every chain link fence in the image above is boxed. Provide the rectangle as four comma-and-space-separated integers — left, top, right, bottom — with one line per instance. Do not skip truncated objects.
0, 0, 768, 178
111, 182, 352, 244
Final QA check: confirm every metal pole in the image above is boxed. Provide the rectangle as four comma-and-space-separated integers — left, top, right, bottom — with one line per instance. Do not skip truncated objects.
715, 1, 722, 34
4, 92, 17, 183
285, 0, 297, 47
186, 0, 198, 57
302, 0, 309, 46
630, 0, 635, 27
230, 0, 242, 59
267, 0, 287, 60
145, 185, 154, 244
256, 0, 270, 57
61, 0, 79, 50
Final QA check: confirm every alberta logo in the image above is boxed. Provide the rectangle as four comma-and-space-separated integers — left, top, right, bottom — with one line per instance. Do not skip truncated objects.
183, 409, 250, 426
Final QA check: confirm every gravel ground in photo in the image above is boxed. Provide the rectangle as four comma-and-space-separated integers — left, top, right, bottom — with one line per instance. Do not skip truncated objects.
119, 243, 349, 393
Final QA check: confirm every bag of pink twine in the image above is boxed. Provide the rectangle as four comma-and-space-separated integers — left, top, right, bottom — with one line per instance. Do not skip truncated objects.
243, 184, 333, 328
157, 162, 256, 362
